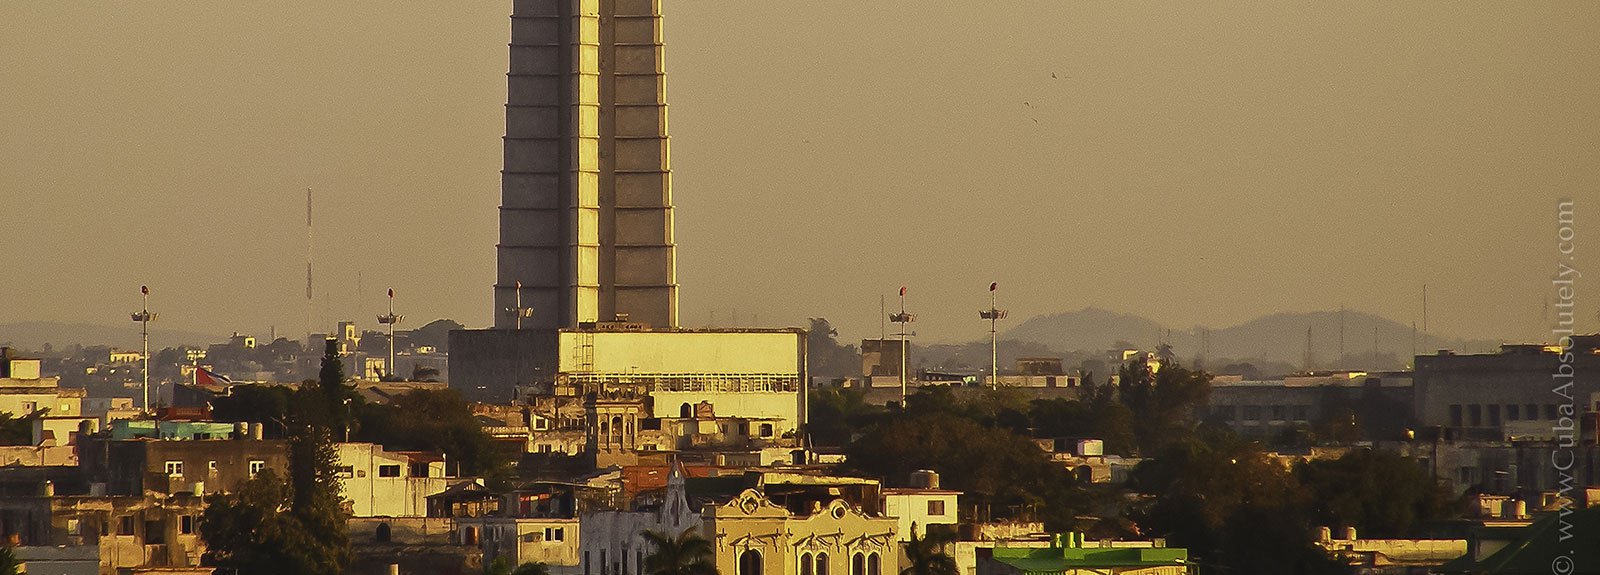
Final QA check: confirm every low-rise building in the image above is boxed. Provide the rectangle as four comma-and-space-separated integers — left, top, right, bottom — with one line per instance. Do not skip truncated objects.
336, 443, 457, 518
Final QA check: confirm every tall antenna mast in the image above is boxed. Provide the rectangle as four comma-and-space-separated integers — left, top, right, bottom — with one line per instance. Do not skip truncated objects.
979, 282, 1007, 389
1304, 325, 1313, 371
880, 294, 886, 341
306, 188, 314, 342
1339, 305, 1346, 369
1422, 284, 1429, 352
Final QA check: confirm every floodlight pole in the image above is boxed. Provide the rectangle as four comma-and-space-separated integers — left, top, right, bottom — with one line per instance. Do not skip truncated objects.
890, 287, 915, 404
377, 288, 402, 380
979, 282, 1007, 390
131, 286, 157, 412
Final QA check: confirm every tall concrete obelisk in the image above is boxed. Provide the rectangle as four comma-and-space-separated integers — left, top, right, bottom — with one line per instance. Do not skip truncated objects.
495, 0, 679, 330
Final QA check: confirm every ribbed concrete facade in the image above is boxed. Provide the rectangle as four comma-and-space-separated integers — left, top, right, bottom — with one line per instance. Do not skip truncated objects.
495, 0, 679, 329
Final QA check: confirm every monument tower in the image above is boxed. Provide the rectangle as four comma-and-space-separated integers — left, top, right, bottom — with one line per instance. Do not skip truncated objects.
494, 0, 679, 329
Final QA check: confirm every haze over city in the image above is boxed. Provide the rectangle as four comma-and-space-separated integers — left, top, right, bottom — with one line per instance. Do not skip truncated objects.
4, 1, 1597, 345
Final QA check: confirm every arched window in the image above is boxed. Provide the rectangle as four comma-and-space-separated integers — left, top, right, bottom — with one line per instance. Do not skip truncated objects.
464, 526, 478, 546
600, 419, 611, 445
867, 553, 880, 575
800, 552, 813, 575
851, 553, 865, 575
815, 552, 829, 575
611, 415, 624, 445
739, 549, 763, 575
680, 403, 692, 418
375, 522, 391, 543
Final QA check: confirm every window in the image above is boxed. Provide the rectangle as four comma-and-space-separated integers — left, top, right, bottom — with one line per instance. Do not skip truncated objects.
1526, 404, 1540, 420
1242, 406, 1262, 422
379, 465, 402, 478
165, 461, 184, 476
815, 552, 829, 575
375, 522, 391, 542
585, 552, 592, 575
337, 465, 354, 478
544, 527, 553, 540
1488, 405, 1502, 427
21, 401, 36, 414
1271, 406, 1287, 421
208, 460, 218, 473
851, 553, 865, 575
760, 423, 774, 437
1449, 405, 1463, 427
738, 549, 762, 575
801, 553, 814, 575
180, 515, 195, 535
1545, 404, 1558, 420
117, 516, 135, 536
1214, 405, 1236, 421
927, 499, 945, 516
540, 444, 555, 454
1291, 406, 1309, 422
867, 553, 880, 575
248, 460, 266, 477
1507, 405, 1520, 421
1468, 405, 1482, 427
411, 462, 428, 478
552, 527, 564, 541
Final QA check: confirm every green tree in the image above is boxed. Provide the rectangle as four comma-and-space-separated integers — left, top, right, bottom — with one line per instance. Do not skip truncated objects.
0, 412, 34, 446
487, 558, 550, 575
201, 343, 350, 575
351, 388, 511, 485
641, 528, 718, 575
0, 543, 20, 575
847, 411, 1083, 528
1296, 448, 1454, 538
210, 384, 296, 437
199, 470, 327, 574
900, 528, 958, 575
1130, 439, 1338, 575
806, 386, 884, 447
1117, 360, 1211, 454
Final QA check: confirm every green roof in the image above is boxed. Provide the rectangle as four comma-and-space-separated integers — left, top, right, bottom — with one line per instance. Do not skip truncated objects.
991, 545, 1190, 572
1438, 507, 1600, 574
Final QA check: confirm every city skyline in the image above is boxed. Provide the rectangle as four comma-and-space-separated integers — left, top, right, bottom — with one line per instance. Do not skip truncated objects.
2, 1, 1597, 345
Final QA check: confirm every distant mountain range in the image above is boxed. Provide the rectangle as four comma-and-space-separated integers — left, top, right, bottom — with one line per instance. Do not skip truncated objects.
1003, 307, 1505, 367
0, 322, 226, 352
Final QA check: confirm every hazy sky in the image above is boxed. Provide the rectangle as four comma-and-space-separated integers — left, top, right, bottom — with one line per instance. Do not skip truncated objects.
3, 2, 1597, 347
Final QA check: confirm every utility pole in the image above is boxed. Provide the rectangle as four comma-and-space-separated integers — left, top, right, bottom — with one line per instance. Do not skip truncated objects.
890, 286, 916, 404
130, 286, 157, 413
306, 188, 314, 343
978, 282, 1007, 389
1422, 284, 1429, 353
377, 288, 403, 380
1339, 305, 1346, 369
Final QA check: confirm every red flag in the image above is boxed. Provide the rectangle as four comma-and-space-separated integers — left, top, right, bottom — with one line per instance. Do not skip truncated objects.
388, 288, 394, 299
899, 286, 907, 296
141, 285, 149, 295
990, 282, 998, 292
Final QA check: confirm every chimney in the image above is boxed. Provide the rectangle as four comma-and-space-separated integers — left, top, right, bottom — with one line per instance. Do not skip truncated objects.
1343, 526, 1358, 541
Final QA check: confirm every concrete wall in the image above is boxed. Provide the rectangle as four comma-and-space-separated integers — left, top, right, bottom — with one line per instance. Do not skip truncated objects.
558, 331, 803, 374
449, 329, 561, 402
337, 443, 452, 518
1414, 347, 1600, 439
651, 392, 800, 435
883, 491, 959, 541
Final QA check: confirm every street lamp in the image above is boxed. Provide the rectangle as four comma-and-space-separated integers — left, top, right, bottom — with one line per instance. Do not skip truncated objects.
504, 280, 534, 329
130, 285, 158, 413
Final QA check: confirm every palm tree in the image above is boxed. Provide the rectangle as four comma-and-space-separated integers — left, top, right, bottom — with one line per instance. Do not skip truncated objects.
0, 544, 19, 575
642, 527, 718, 575
900, 528, 958, 575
